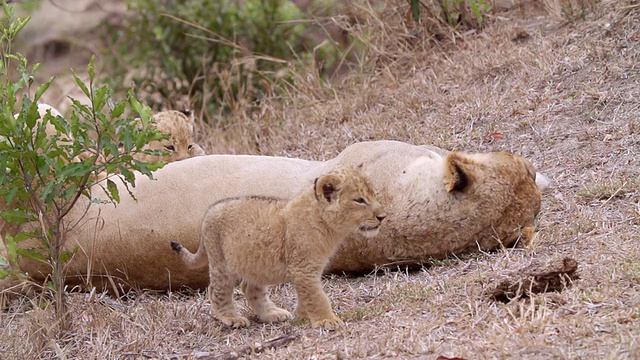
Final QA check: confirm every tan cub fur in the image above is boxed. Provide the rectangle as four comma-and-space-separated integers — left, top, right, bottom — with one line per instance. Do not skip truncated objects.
171, 166, 386, 330
137, 109, 205, 162
34, 104, 205, 162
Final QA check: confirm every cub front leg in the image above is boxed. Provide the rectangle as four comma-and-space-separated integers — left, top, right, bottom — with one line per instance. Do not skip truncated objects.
291, 273, 343, 330
241, 281, 292, 323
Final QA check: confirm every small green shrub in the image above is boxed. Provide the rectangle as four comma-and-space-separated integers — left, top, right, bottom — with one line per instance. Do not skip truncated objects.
409, 0, 491, 29
1, 0, 167, 332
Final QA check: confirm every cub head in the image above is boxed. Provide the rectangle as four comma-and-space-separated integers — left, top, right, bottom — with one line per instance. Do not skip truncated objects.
314, 166, 386, 237
442, 151, 543, 247
135, 109, 205, 162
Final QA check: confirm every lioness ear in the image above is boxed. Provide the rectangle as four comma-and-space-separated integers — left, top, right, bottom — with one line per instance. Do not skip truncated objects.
314, 174, 342, 202
443, 152, 473, 192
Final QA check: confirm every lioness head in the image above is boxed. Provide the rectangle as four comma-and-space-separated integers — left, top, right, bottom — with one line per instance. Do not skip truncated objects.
136, 109, 205, 162
443, 151, 542, 247
314, 167, 386, 237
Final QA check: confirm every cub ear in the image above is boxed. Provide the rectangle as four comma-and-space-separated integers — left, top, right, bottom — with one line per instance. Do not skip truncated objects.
178, 109, 196, 125
518, 156, 537, 181
443, 152, 474, 192
314, 174, 343, 203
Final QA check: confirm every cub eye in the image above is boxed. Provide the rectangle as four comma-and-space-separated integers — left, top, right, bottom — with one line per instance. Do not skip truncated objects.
354, 197, 367, 205
165, 145, 176, 152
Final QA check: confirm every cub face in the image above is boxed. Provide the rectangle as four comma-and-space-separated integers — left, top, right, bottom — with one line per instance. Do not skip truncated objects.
137, 109, 205, 162
315, 167, 386, 238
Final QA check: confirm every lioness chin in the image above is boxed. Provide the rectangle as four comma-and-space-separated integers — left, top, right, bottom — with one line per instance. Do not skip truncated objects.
171, 166, 386, 330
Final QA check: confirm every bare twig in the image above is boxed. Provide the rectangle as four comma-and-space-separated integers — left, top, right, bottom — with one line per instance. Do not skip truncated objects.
181, 333, 300, 360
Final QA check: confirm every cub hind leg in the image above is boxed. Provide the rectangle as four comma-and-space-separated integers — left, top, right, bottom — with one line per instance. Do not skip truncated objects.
208, 262, 249, 328
241, 281, 292, 323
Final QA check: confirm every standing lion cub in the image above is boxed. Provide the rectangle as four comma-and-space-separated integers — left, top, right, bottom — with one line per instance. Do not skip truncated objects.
171, 166, 386, 330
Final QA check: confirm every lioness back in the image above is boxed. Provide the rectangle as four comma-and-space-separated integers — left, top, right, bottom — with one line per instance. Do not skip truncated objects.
171, 166, 386, 330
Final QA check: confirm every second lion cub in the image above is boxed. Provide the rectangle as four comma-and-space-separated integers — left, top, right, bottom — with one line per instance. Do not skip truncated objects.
171, 166, 385, 330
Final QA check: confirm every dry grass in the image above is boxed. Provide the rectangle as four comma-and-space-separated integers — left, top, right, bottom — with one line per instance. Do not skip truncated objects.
3, 0, 640, 358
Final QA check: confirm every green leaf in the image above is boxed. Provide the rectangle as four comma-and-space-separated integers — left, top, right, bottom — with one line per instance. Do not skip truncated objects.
33, 78, 53, 102
60, 249, 76, 265
92, 85, 109, 113
47, 109, 68, 135
410, 0, 420, 23
13, 16, 31, 38
5, 234, 18, 264
4, 185, 18, 204
39, 181, 57, 204
136, 160, 166, 174
107, 179, 120, 203
0, 209, 32, 224
88, 55, 96, 81
17, 248, 47, 263
2, 1, 13, 19
71, 68, 91, 98
59, 161, 89, 178
63, 184, 78, 202
110, 100, 126, 119
0, 269, 11, 280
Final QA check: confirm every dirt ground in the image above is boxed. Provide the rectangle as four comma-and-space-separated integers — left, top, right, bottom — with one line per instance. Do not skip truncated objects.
2, 0, 639, 359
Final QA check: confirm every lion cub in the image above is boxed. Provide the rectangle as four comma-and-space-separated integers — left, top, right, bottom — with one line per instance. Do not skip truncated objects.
171, 166, 386, 330
136, 109, 205, 162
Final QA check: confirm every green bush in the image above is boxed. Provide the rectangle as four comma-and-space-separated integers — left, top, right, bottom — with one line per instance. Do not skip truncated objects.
1, 0, 167, 331
409, 0, 491, 29
105, 0, 314, 123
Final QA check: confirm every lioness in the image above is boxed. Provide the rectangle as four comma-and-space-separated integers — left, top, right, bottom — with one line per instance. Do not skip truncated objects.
1, 141, 546, 293
171, 167, 386, 329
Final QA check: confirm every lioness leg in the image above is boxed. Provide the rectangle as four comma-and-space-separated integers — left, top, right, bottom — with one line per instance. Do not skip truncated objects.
241, 281, 292, 323
291, 273, 343, 330
208, 264, 249, 328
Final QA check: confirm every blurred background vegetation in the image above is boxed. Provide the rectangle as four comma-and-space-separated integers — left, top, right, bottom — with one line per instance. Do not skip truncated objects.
10, 0, 505, 125
9, 0, 595, 144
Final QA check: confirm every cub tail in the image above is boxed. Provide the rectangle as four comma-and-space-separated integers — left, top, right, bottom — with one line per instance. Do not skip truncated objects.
170, 240, 209, 270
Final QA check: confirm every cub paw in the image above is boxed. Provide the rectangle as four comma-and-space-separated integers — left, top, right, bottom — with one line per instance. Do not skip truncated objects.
311, 316, 344, 331
259, 308, 292, 323
219, 316, 250, 328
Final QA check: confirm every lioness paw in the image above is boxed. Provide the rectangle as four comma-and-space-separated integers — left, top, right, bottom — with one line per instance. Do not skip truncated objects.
259, 308, 293, 323
312, 316, 344, 331
219, 316, 250, 328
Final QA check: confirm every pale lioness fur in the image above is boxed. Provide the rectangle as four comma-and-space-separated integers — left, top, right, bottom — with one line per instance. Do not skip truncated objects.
1, 141, 547, 294
171, 167, 386, 329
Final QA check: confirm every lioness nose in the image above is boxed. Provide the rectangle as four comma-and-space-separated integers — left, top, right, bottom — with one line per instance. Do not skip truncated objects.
376, 215, 386, 222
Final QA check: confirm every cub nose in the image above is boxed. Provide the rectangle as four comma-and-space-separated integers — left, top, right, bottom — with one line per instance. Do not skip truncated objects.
376, 215, 386, 222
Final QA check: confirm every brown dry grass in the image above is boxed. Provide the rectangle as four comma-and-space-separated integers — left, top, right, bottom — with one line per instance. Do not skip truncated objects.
2, 0, 640, 358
